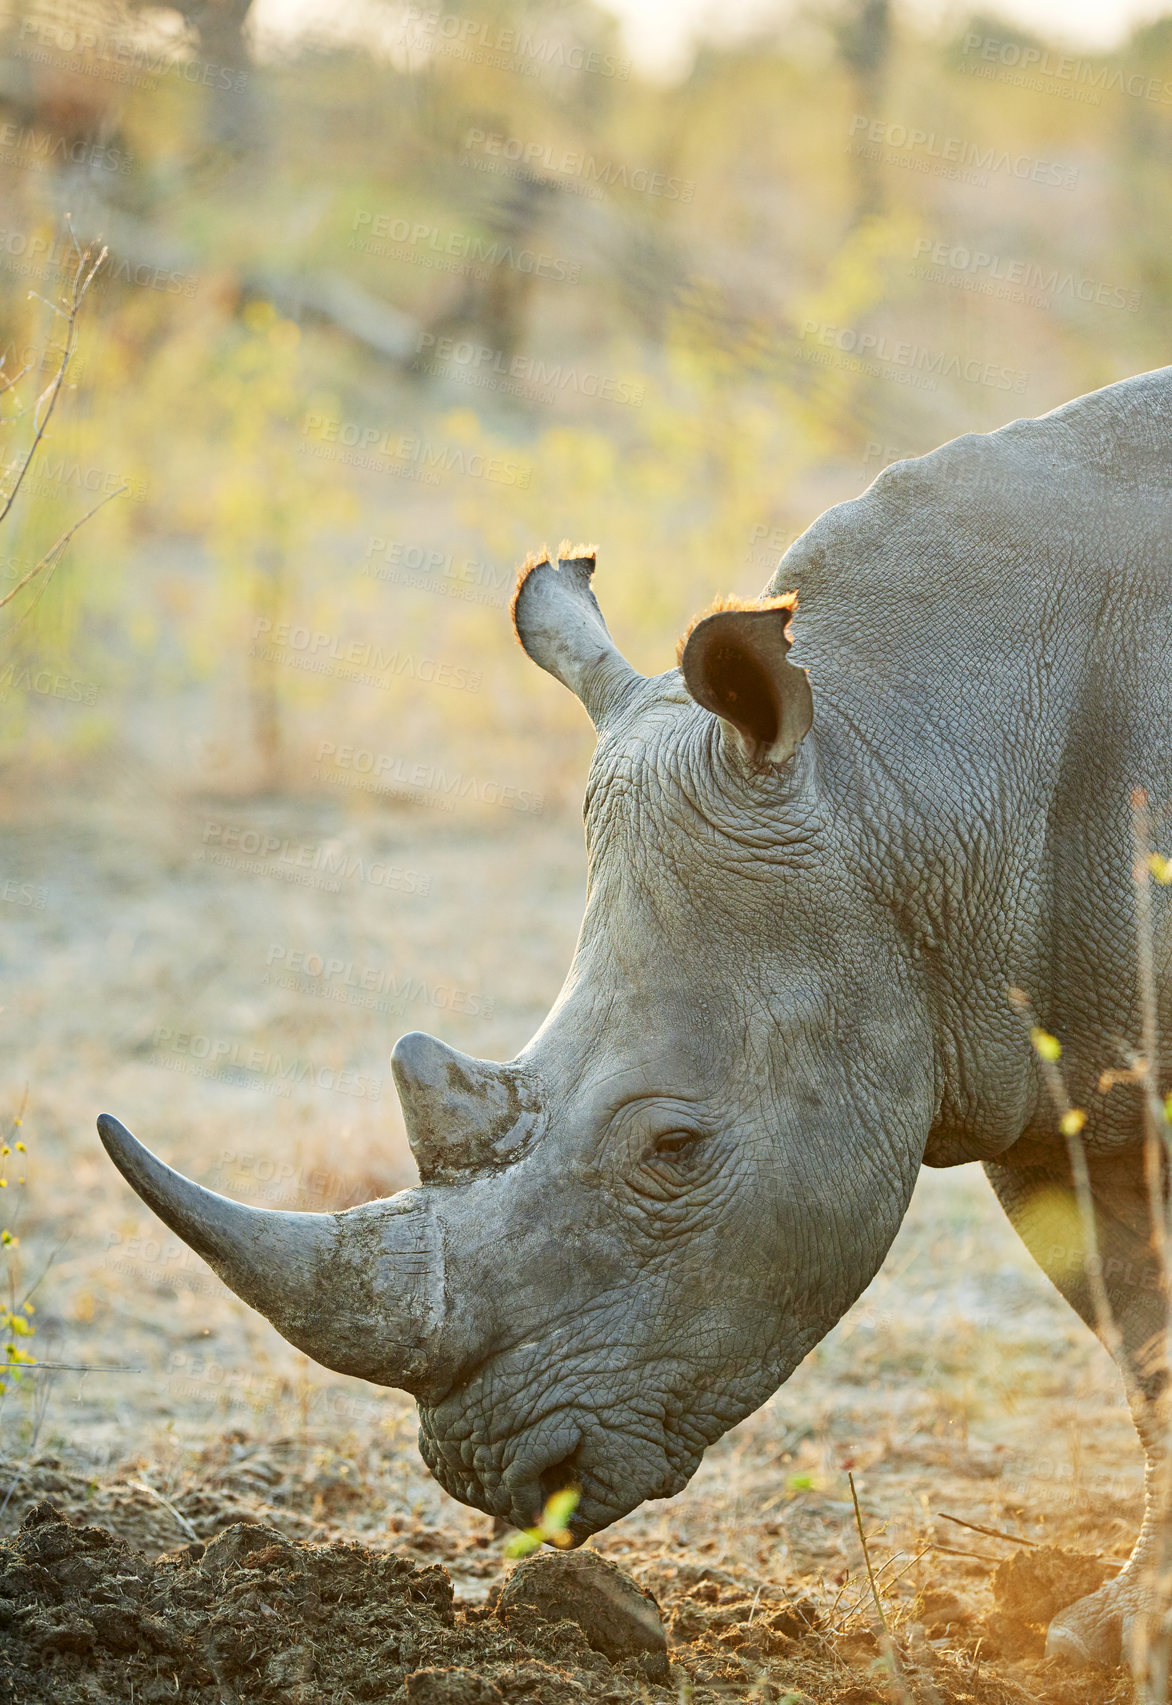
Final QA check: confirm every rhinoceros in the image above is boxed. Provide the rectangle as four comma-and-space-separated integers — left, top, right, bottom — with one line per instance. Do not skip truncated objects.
100, 365, 1172, 1666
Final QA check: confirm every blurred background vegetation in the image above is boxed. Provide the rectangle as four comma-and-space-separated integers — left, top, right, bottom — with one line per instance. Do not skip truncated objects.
0, 0, 1168, 803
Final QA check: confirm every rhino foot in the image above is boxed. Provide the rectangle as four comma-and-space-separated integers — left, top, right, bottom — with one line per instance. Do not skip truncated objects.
1045, 1572, 1151, 1668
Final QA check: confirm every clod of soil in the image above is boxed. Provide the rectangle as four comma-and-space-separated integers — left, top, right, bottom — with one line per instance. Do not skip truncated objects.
405, 1671, 504, 1704
992, 1545, 1115, 1624
981, 1545, 1118, 1659
495, 1546, 668, 1678
0, 1501, 678, 1704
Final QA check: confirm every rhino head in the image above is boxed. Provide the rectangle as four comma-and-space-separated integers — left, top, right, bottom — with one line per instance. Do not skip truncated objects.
100, 544, 935, 1540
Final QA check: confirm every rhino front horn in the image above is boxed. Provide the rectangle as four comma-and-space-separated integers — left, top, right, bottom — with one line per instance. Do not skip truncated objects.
97, 1114, 445, 1396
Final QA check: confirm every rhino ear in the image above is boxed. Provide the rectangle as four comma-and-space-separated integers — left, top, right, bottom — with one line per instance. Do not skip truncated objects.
511, 542, 643, 729
678, 594, 813, 769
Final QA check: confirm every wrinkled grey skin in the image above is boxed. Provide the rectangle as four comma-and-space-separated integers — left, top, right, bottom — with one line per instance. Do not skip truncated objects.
100, 367, 1172, 1668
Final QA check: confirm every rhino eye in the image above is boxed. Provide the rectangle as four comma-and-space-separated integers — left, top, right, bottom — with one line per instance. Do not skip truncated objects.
653, 1131, 699, 1158
628, 1125, 708, 1206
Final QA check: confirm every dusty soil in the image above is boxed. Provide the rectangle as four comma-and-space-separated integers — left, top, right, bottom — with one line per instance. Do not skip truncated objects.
0, 1494, 1130, 1704
0, 783, 1149, 1702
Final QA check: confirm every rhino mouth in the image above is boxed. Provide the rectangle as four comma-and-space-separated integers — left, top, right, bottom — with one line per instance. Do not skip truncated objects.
417, 1387, 698, 1540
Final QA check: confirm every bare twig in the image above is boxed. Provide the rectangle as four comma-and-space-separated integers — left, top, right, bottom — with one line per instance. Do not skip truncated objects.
849, 1473, 891, 1637
1127, 790, 1172, 1703
937, 1511, 1039, 1548
0, 484, 126, 616
11, 1361, 142, 1372
848, 1472, 913, 1701
1008, 987, 1135, 1398
937, 1513, 1123, 1571
830, 1546, 934, 1633
127, 1479, 199, 1542
0, 242, 106, 529
15, 1232, 68, 1315
0, 238, 117, 631
0, 363, 31, 400
927, 1542, 1007, 1563
882, 1544, 934, 1587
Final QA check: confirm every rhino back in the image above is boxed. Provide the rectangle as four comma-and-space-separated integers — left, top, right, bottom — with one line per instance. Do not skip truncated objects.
769, 368, 1172, 1159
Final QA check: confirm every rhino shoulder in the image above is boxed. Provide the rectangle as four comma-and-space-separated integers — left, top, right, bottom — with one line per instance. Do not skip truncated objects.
771, 366, 1172, 610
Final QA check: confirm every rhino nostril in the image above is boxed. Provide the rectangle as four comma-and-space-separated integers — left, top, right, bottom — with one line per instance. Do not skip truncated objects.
539, 1453, 581, 1505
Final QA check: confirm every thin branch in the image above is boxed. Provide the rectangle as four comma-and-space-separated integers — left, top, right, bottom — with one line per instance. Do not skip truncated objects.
0, 243, 107, 529
830, 1546, 934, 1634
1008, 987, 1136, 1401
0, 363, 31, 401
17, 1241, 66, 1313
937, 1510, 1039, 1548
0, 484, 126, 615
126, 1479, 199, 1542
849, 1472, 891, 1638
848, 1471, 913, 1701
1127, 791, 1172, 1704
928, 1541, 1005, 1563
5, 1361, 143, 1373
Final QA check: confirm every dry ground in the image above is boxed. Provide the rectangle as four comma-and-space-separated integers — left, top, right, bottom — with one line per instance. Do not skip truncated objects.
0, 777, 1144, 1702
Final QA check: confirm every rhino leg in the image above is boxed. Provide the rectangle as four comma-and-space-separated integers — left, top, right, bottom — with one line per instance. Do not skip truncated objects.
984, 1151, 1169, 1667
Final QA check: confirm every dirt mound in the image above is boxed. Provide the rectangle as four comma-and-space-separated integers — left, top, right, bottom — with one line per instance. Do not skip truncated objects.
0, 1500, 674, 1704
0, 1499, 1132, 1704
0, 1451, 321, 1562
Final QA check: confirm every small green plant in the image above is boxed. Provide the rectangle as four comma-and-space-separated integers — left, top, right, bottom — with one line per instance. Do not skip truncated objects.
1, 1094, 34, 1386
504, 1488, 580, 1557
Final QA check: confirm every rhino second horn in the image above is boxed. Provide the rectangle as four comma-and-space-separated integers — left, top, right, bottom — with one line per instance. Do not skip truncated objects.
391, 1032, 537, 1180
511, 549, 643, 730
97, 1114, 444, 1395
